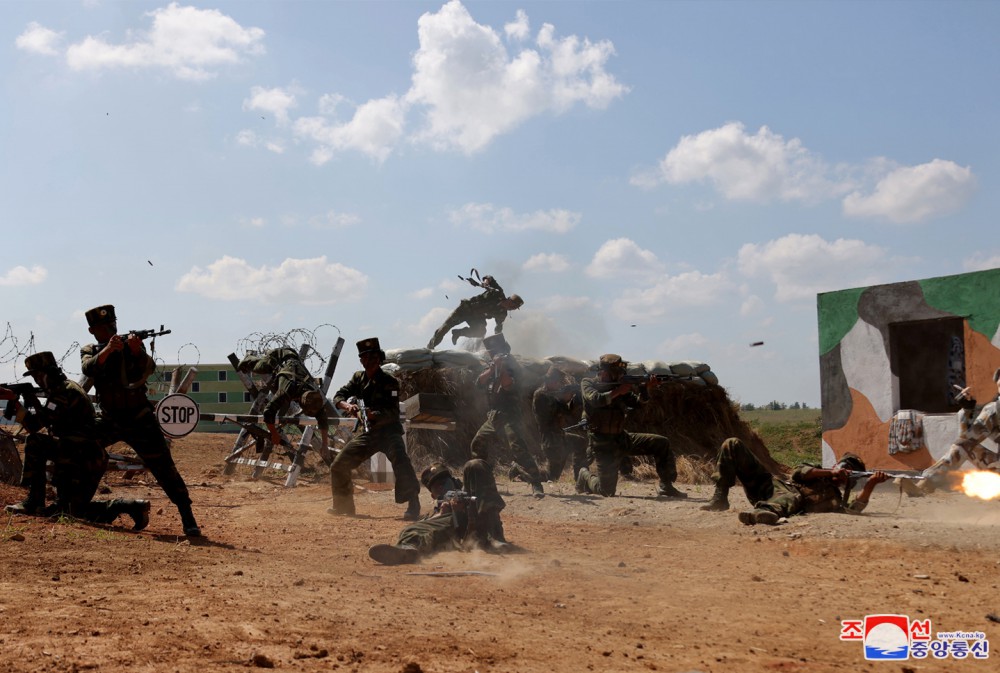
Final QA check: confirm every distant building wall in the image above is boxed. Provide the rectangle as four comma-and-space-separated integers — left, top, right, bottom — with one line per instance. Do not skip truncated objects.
817, 268, 1000, 469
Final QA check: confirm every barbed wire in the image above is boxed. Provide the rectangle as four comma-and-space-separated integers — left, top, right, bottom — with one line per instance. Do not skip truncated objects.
234, 324, 342, 377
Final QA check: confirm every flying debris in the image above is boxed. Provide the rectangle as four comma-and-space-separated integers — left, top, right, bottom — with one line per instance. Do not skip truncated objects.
630, 324, 637, 327
147, 260, 153, 266
750, 341, 764, 347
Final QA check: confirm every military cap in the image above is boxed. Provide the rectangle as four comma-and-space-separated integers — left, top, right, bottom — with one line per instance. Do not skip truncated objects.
85, 304, 116, 327
507, 294, 524, 308
420, 463, 453, 489
483, 333, 511, 356
598, 354, 626, 371
299, 390, 326, 416
356, 337, 382, 355
837, 452, 866, 473
23, 351, 59, 377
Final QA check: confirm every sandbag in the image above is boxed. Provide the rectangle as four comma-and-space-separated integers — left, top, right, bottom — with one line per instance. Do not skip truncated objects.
544, 355, 592, 377
433, 350, 487, 369
700, 370, 719, 386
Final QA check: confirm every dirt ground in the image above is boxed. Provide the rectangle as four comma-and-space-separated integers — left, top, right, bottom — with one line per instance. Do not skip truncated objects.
2, 433, 999, 673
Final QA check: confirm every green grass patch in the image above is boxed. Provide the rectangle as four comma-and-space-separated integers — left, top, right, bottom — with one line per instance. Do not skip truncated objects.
741, 409, 823, 467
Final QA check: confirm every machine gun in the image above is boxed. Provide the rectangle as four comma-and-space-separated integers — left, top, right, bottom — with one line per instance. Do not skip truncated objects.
1, 382, 45, 421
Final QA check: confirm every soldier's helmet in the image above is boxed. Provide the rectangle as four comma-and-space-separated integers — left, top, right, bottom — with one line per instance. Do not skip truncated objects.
85, 304, 116, 327
299, 390, 325, 416
420, 463, 454, 490
507, 294, 524, 309
483, 333, 511, 356
598, 354, 627, 371
837, 452, 866, 473
23, 352, 59, 377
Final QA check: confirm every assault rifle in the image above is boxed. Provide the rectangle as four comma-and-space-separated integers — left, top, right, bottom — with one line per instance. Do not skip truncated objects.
355, 398, 371, 433
234, 420, 295, 455
1, 382, 45, 421
562, 418, 588, 433
104, 326, 171, 343
620, 373, 684, 385
848, 470, 922, 481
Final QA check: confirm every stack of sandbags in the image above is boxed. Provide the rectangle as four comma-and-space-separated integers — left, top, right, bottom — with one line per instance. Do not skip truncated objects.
432, 349, 487, 370
384, 347, 434, 371
544, 355, 593, 377
643, 360, 718, 386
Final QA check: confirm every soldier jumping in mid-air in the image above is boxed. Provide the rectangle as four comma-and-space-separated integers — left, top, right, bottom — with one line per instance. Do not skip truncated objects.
427, 271, 523, 350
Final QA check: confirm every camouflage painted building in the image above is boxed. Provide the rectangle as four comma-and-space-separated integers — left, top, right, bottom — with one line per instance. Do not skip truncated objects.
818, 268, 1000, 469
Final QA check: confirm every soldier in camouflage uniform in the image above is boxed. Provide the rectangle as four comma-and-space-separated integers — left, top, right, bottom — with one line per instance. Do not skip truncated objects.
236, 347, 329, 454
368, 459, 510, 565
426, 275, 523, 349
576, 354, 687, 499
700, 437, 889, 524
532, 366, 586, 481
329, 337, 421, 518
1, 352, 150, 529
471, 334, 545, 497
81, 305, 200, 537
915, 368, 1000, 493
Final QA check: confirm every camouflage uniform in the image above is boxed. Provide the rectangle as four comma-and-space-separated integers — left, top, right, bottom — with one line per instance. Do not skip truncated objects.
427, 280, 515, 349
8, 353, 146, 527
576, 363, 681, 497
471, 353, 544, 489
81, 305, 198, 535
531, 381, 586, 481
240, 347, 329, 433
374, 459, 507, 563
710, 438, 869, 518
329, 367, 419, 515
921, 399, 1000, 481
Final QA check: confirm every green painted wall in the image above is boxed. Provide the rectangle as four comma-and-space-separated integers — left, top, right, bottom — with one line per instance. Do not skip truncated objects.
816, 286, 865, 355
920, 268, 1000, 340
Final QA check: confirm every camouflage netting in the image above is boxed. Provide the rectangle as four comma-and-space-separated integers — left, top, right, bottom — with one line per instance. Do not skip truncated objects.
385, 348, 782, 480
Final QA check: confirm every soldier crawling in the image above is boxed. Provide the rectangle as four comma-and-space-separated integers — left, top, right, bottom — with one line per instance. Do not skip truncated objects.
427, 274, 523, 350
368, 459, 510, 565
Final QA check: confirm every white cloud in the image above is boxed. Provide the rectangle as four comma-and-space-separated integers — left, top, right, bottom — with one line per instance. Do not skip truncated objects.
307, 210, 361, 229
449, 203, 580, 234
410, 287, 434, 300
740, 294, 765, 317
842, 159, 976, 223
523, 253, 570, 273
405, 0, 627, 153
239, 216, 266, 228
585, 238, 664, 279
636, 122, 848, 203
244, 85, 297, 125
612, 271, 734, 320
15, 22, 64, 55
62, 3, 265, 80
294, 94, 407, 163
963, 253, 1000, 272
504, 10, 530, 42
738, 234, 893, 301
658, 332, 708, 355
176, 255, 367, 304
534, 295, 592, 312
0, 265, 48, 287
410, 307, 451, 337
235, 129, 258, 146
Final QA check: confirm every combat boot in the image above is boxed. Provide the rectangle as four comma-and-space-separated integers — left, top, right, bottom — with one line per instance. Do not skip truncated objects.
402, 495, 421, 521
327, 494, 356, 517
700, 487, 730, 511
179, 506, 202, 537
738, 509, 780, 526
576, 469, 591, 494
4, 497, 45, 516
656, 482, 688, 499
368, 544, 420, 566
127, 500, 151, 531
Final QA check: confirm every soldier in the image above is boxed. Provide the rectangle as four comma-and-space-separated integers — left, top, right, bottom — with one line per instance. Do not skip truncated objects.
329, 338, 421, 518
236, 347, 330, 454
81, 304, 200, 537
368, 459, 509, 565
471, 334, 545, 498
1, 352, 149, 529
576, 354, 687, 499
427, 274, 523, 349
532, 366, 585, 481
913, 368, 1000, 493
701, 437, 889, 524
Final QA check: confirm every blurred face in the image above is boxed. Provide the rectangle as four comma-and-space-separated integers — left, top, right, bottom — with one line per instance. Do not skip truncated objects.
29, 371, 48, 390
599, 365, 624, 382
90, 320, 117, 342
359, 351, 380, 370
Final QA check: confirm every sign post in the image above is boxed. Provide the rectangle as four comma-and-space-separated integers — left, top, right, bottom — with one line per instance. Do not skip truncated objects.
156, 393, 200, 438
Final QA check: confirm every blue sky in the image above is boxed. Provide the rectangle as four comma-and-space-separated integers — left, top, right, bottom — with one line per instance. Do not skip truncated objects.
2, 0, 997, 406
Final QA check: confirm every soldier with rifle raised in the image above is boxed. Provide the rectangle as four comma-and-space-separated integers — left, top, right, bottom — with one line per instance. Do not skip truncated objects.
2, 351, 150, 530
329, 337, 421, 519
532, 366, 586, 482
81, 304, 200, 537
576, 354, 687, 499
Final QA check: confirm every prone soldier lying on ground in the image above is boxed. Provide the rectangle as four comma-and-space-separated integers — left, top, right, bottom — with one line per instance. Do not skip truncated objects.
700, 437, 889, 525
368, 459, 510, 565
